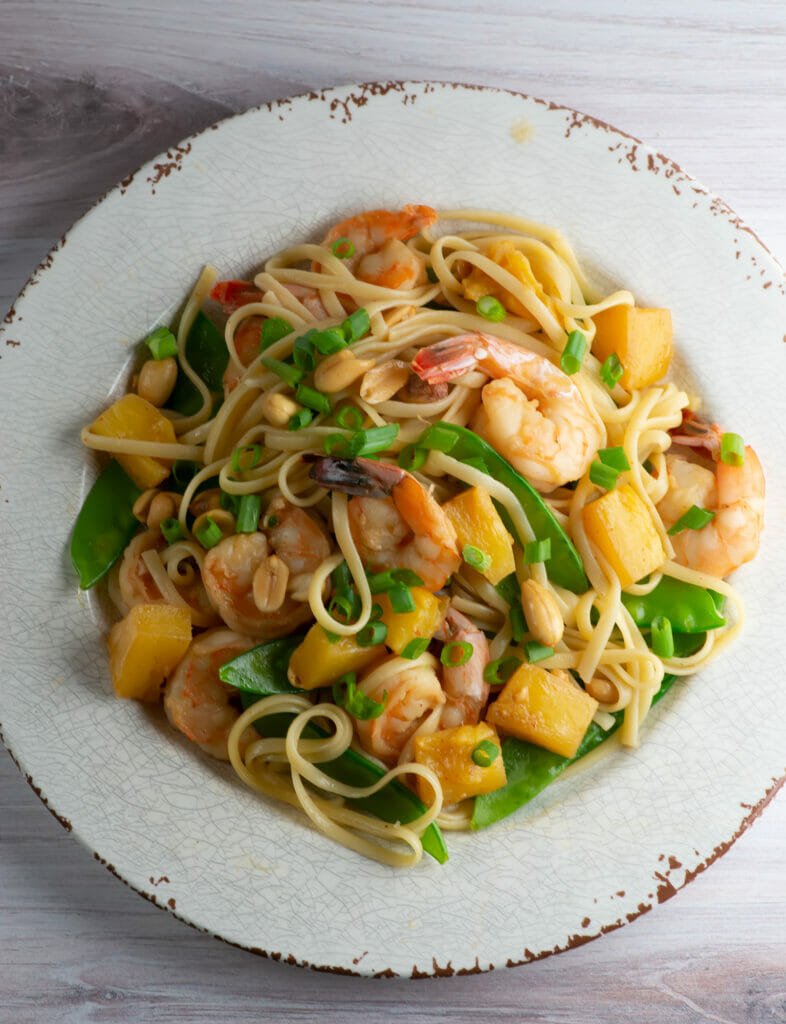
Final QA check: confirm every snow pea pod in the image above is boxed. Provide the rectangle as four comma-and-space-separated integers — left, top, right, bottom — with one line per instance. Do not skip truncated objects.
167, 311, 229, 416
70, 459, 141, 589
221, 638, 448, 864
472, 672, 679, 829
621, 576, 725, 633
415, 423, 588, 594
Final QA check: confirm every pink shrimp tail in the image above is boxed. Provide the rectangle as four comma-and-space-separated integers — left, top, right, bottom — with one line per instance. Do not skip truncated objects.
670, 410, 723, 459
411, 333, 488, 384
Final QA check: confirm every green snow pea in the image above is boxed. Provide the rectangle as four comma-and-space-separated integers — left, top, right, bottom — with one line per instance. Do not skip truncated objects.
70, 459, 142, 589
621, 576, 725, 633
167, 311, 229, 416
472, 671, 681, 829
221, 638, 449, 864
415, 422, 588, 594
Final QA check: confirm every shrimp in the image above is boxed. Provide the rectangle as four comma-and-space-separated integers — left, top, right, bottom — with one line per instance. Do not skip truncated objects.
164, 628, 257, 760
202, 500, 331, 637
411, 331, 605, 492
436, 608, 490, 729
118, 529, 219, 626
355, 654, 446, 766
657, 438, 764, 579
322, 205, 437, 290
308, 455, 460, 591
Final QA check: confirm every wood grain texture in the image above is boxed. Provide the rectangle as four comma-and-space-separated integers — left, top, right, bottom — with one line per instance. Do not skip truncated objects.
2, 1, 785, 1020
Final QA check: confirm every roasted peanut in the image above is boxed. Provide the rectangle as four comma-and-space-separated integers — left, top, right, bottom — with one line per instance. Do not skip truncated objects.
137, 357, 178, 407
314, 349, 374, 393
261, 391, 301, 427
253, 554, 290, 612
519, 578, 564, 648
147, 492, 178, 531
585, 677, 620, 705
382, 304, 417, 328
359, 360, 411, 404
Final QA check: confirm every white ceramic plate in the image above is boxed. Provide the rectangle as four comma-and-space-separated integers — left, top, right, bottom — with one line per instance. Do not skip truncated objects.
2, 82, 785, 977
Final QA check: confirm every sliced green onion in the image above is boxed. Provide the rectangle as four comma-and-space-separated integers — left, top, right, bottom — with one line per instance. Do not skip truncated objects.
323, 629, 340, 645
323, 433, 350, 456
523, 641, 554, 663
651, 615, 675, 659
260, 317, 292, 351
231, 444, 263, 472
332, 560, 353, 591
524, 538, 552, 564
426, 265, 439, 284
329, 591, 361, 624
332, 672, 387, 720
483, 656, 521, 686
476, 295, 507, 322
296, 384, 332, 415
160, 517, 184, 544
292, 332, 317, 372
440, 641, 474, 667
560, 330, 587, 375
265, 515, 278, 528
509, 603, 526, 643
667, 504, 716, 535
419, 423, 458, 453
145, 325, 178, 360
600, 352, 624, 390
589, 460, 620, 490
397, 444, 428, 473
288, 408, 314, 431
357, 620, 388, 647
388, 585, 416, 614
368, 568, 424, 593
195, 515, 223, 549
351, 424, 399, 456
236, 493, 262, 533
336, 405, 363, 431
471, 739, 500, 768
720, 432, 745, 466
219, 490, 240, 515
172, 459, 198, 487
463, 544, 492, 572
342, 307, 370, 343
260, 356, 304, 388
597, 446, 631, 472
331, 237, 355, 260
311, 327, 347, 355
370, 603, 384, 622
400, 637, 431, 659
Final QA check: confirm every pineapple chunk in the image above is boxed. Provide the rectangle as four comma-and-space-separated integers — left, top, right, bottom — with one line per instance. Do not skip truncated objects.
413, 722, 506, 805
108, 603, 192, 702
91, 393, 177, 489
288, 623, 383, 690
461, 239, 559, 322
443, 485, 515, 585
581, 483, 665, 588
592, 305, 673, 390
376, 587, 448, 655
486, 663, 597, 758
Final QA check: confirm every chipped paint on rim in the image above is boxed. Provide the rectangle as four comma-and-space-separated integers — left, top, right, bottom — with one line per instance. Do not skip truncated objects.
1, 81, 785, 978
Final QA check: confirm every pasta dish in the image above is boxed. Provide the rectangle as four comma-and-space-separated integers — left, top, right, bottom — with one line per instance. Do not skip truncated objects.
71, 205, 764, 867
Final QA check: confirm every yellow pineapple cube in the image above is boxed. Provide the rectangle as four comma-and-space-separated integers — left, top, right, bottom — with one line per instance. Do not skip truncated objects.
91, 393, 177, 489
288, 623, 383, 690
107, 603, 192, 702
376, 587, 448, 655
592, 305, 672, 390
443, 485, 515, 585
486, 663, 597, 758
413, 722, 506, 805
581, 483, 665, 588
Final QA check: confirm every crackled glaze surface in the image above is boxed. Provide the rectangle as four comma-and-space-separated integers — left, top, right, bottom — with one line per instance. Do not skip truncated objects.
1, 82, 785, 977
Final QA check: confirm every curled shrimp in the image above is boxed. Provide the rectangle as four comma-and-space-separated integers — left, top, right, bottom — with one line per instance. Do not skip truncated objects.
118, 529, 218, 626
202, 499, 331, 637
308, 455, 460, 591
411, 331, 605, 491
355, 653, 446, 766
657, 421, 764, 578
322, 205, 436, 290
164, 628, 256, 759
436, 607, 490, 729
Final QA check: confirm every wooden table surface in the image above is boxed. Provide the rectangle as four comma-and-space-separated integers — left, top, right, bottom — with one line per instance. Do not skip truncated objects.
2, 2, 785, 1020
